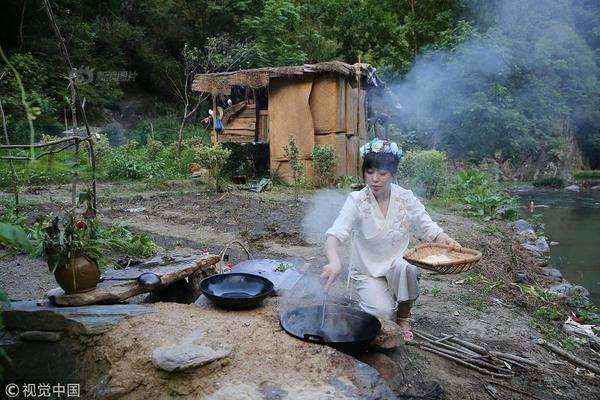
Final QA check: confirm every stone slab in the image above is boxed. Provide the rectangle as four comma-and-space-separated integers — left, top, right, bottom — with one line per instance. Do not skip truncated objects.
2, 301, 158, 335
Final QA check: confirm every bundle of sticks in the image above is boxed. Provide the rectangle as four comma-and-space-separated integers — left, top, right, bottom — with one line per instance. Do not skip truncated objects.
411, 329, 537, 378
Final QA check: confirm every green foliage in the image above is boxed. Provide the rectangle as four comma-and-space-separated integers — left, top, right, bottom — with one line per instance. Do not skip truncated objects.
449, 168, 519, 221
145, 138, 165, 161
0, 223, 33, 252
90, 133, 112, 161
193, 143, 232, 192
311, 145, 337, 187
339, 175, 357, 189
577, 303, 600, 325
283, 136, 304, 201
573, 170, 600, 178
397, 150, 448, 198
535, 306, 562, 321
532, 177, 565, 187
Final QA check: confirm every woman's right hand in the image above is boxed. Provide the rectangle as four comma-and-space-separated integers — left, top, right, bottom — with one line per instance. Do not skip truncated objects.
320, 262, 342, 292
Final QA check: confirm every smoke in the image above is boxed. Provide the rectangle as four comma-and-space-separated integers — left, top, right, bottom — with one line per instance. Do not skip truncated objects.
388, 0, 599, 161
301, 189, 347, 244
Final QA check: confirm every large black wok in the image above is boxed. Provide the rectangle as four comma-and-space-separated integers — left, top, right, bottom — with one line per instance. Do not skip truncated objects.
200, 273, 274, 309
280, 304, 381, 353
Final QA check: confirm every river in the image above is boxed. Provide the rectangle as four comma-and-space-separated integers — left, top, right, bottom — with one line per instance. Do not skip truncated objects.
514, 187, 600, 305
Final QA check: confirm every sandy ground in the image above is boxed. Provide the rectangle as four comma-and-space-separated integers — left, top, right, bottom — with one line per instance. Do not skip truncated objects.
1, 182, 600, 399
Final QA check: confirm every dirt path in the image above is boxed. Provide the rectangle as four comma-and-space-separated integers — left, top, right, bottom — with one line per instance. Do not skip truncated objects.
1, 183, 599, 399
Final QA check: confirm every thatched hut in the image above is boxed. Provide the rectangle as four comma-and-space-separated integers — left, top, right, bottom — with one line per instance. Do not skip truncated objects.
192, 61, 384, 184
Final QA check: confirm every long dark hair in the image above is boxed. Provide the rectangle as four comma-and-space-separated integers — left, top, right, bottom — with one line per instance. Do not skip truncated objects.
362, 152, 400, 177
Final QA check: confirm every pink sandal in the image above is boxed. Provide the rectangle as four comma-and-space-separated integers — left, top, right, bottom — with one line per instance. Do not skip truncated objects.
397, 317, 414, 343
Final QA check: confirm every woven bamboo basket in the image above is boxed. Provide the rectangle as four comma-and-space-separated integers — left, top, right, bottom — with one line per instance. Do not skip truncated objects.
403, 243, 482, 274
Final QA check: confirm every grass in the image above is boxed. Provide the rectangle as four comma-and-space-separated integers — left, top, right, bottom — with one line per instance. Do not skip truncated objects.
573, 169, 600, 179
453, 291, 488, 312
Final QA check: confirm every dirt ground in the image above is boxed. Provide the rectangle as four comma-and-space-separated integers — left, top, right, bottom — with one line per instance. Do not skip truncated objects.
1, 182, 600, 399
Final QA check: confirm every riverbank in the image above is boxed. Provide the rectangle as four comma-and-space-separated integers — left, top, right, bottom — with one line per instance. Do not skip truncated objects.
1, 182, 599, 399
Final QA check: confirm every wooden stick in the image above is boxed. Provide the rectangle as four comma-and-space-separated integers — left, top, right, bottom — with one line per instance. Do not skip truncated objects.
0, 135, 83, 149
484, 380, 544, 400
419, 344, 511, 374
414, 330, 480, 357
489, 351, 538, 367
435, 334, 455, 343
535, 339, 600, 375
416, 345, 513, 378
0, 100, 19, 214
442, 333, 489, 355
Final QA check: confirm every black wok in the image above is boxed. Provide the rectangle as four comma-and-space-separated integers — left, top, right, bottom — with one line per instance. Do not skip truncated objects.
200, 273, 274, 309
280, 304, 381, 353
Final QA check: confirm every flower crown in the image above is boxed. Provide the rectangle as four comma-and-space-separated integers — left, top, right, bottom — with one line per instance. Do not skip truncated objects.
360, 138, 403, 159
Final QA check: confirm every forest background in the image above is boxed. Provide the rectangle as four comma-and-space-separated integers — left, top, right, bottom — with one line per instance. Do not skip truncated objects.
1, 0, 599, 173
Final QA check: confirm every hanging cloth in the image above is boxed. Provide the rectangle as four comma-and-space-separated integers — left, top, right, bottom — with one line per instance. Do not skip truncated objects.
215, 117, 224, 133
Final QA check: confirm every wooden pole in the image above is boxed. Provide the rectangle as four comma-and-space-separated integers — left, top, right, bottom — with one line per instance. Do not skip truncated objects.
211, 94, 217, 144
0, 101, 20, 214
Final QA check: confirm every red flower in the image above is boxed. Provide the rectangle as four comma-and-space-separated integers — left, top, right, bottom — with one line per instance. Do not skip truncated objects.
227, 263, 233, 269
76, 221, 86, 229
82, 211, 95, 219
201, 249, 209, 255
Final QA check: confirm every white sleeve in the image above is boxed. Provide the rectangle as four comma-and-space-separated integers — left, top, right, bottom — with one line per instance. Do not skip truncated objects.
406, 191, 443, 242
325, 195, 358, 244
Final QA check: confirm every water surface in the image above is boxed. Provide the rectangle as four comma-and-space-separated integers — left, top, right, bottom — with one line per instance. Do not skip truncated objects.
514, 188, 600, 305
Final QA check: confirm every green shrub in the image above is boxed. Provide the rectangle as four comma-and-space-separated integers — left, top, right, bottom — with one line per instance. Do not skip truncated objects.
397, 150, 448, 198
532, 177, 565, 187
283, 136, 304, 201
145, 138, 165, 161
312, 145, 337, 187
91, 133, 112, 161
193, 143, 232, 192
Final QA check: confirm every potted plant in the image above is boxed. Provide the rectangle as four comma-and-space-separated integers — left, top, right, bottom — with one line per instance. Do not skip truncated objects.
41, 191, 107, 294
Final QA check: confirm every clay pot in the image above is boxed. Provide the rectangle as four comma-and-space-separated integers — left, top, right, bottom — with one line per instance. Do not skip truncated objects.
52, 254, 101, 294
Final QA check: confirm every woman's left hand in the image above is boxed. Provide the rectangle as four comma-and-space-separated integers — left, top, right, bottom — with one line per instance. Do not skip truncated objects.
434, 232, 462, 252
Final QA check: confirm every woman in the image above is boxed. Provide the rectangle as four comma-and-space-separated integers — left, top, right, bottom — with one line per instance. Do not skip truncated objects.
321, 138, 461, 341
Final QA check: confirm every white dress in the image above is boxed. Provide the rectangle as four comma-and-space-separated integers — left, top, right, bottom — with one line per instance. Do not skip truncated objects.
326, 184, 443, 319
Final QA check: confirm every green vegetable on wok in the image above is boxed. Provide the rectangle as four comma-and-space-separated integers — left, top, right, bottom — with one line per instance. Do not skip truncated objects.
275, 262, 293, 272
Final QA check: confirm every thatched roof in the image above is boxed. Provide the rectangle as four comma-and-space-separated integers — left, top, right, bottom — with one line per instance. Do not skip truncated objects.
192, 61, 383, 95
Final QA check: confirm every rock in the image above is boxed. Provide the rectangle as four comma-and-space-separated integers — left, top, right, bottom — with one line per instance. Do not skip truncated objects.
547, 283, 573, 297
511, 219, 534, 233
371, 319, 402, 349
19, 331, 63, 342
2, 301, 158, 335
542, 267, 563, 281
522, 237, 550, 258
152, 343, 231, 372
513, 271, 531, 283
569, 285, 590, 298
536, 237, 550, 256
564, 185, 580, 192
521, 243, 544, 258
